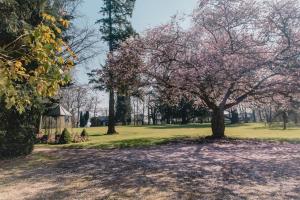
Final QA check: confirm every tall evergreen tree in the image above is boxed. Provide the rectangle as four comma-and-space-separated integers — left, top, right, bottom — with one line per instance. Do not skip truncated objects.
94, 0, 136, 134
79, 111, 90, 127
85, 111, 90, 126
79, 112, 84, 127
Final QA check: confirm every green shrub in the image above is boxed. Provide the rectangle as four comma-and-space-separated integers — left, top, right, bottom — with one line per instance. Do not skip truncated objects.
81, 129, 88, 138
0, 101, 42, 158
80, 129, 89, 142
58, 128, 72, 144
0, 127, 35, 159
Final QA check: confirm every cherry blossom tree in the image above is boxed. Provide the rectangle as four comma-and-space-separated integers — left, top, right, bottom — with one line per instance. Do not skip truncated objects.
106, 0, 300, 138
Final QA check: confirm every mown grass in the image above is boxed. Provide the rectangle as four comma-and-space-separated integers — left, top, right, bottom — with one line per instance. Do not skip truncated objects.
36, 123, 300, 149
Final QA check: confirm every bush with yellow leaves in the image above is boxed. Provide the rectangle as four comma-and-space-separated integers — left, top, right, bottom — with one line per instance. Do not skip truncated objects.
0, 13, 76, 112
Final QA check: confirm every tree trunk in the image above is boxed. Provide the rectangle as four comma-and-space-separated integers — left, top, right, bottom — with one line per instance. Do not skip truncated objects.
258, 110, 263, 122
106, 0, 117, 134
211, 108, 225, 139
77, 106, 80, 128
283, 111, 288, 130
181, 107, 188, 124
166, 116, 171, 124
244, 111, 249, 123
252, 110, 256, 122
230, 109, 239, 124
148, 105, 151, 125
152, 107, 157, 125
107, 89, 117, 134
133, 100, 136, 126
142, 101, 145, 125
37, 114, 42, 135
136, 99, 139, 125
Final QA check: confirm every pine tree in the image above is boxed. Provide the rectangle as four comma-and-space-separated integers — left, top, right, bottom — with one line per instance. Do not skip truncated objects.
84, 111, 90, 126
79, 111, 90, 127
96, 0, 136, 51
79, 112, 84, 127
94, 0, 136, 134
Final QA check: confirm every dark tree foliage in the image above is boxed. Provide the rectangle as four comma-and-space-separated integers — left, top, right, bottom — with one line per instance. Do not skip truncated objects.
79, 111, 90, 127
178, 99, 193, 124
96, 0, 136, 50
80, 112, 84, 127
85, 111, 90, 125
159, 98, 210, 125
228, 109, 239, 124
116, 95, 131, 125
0, 0, 42, 46
0, 99, 42, 158
0, 0, 77, 46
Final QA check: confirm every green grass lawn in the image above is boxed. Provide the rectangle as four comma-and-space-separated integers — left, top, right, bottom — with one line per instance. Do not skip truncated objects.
37, 123, 300, 149
37, 124, 300, 148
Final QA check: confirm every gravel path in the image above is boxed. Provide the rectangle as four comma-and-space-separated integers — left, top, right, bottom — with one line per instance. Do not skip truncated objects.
1, 140, 300, 200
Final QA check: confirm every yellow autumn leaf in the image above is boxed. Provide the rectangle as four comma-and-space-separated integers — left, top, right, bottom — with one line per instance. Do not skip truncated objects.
57, 46, 63, 52
55, 27, 62, 34
36, 83, 44, 95
1, 12, 77, 112
59, 19, 70, 28
14, 61, 22, 69
66, 59, 74, 66
57, 56, 64, 64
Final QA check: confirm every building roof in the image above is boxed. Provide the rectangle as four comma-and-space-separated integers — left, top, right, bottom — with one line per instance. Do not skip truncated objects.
45, 104, 72, 117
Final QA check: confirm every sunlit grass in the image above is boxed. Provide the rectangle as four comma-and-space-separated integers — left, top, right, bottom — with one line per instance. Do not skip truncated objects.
36, 123, 300, 149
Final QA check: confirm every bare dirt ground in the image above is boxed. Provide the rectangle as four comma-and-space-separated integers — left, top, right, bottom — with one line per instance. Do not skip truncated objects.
0, 140, 300, 200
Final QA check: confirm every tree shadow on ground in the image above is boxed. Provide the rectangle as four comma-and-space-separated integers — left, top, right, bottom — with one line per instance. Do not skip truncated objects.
145, 123, 212, 129
1, 140, 299, 200
146, 123, 255, 130
88, 133, 107, 137
65, 136, 193, 149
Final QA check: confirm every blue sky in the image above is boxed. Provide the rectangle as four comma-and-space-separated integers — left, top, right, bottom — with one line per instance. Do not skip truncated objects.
77, 0, 198, 32
133, 0, 198, 32
74, 0, 198, 83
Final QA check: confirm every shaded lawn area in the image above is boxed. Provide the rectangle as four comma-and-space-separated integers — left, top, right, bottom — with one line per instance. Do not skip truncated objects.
1, 140, 300, 199
37, 123, 300, 149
